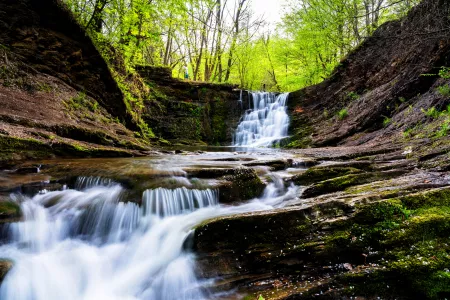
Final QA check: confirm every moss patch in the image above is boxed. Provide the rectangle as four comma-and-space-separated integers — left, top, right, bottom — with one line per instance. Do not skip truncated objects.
0, 201, 21, 219
219, 168, 266, 203
302, 170, 406, 198
292, 166, 364, 186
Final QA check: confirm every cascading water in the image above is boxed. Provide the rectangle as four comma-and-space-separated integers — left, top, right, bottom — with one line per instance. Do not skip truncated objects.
143, 187, 218, 217
233, 92, 290, 147
0, 175, 298, 300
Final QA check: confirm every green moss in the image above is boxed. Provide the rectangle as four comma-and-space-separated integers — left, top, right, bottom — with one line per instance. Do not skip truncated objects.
337, 108, 349, 120
302, 171, 405, 198
219, 168, 266, 202
292, 167, 363, 185
284, 125, 313, 148
37, 83, 53, 92
111, 69, 157, 141
0, 135, 43, 148
0, 201, 21, 219
0, 134, 134, 166
399, 187, 450, 209
346, 91, 360, 101
437, 85, 450, 97
388, 207, 450, 244
211, 98, 227, 144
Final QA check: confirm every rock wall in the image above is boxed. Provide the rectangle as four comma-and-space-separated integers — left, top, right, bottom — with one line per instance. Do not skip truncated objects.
0, 0, 156, 166
287, 0, 450, 148
136, 66, 248, 145
0, 0, 134, 127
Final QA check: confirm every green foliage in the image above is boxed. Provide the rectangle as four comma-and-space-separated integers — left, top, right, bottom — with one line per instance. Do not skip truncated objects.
346, 91, 360, 101
437, 85, 450, 97
337, 108, 349, 120
438, 66, 450, 79
91, 101, 99, 112
138, 121, 155, 139
188, 105, 203, 117
383, 116, 392, 127
69, 92, 87, 109
63, 0, 420, 92
37, 83, 53, 92
66, 91, 100, 113
422, 107, 440, 119
403, 128, 414, 139
436, 120, 450, 137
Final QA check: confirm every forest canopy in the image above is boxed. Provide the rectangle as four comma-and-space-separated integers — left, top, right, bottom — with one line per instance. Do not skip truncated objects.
64, 0, 420, 91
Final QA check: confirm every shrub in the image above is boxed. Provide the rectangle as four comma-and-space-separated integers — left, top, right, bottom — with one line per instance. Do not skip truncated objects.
346, 91, 360, 101
422, 107, 440, 119
438, 66, 450, 79
436, 121, 450, 137
337, 108, 348, 120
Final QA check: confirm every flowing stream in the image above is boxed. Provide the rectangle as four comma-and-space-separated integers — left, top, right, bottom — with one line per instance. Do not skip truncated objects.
0, 161, 298, 300
234, 92, 290, 147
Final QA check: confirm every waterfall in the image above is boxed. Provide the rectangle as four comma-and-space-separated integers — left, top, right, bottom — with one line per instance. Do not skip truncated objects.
75, 176, 114, 189
143, 187, 218, 217
0, 176, 298, 299
233, 92, 290, 147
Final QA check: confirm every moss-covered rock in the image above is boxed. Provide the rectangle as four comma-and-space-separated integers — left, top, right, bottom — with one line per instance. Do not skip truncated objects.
301, 170, 407, 198
0, 134, 136, 167
0, 201, 21, 220
218, 168, 266, 203
399, 187, 450, 209
139, 66, 244, 145
291, 166, 364, 186
195, 184, 450, 299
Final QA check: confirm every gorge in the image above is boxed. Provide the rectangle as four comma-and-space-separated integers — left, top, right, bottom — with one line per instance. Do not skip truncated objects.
1, 0, 450, 299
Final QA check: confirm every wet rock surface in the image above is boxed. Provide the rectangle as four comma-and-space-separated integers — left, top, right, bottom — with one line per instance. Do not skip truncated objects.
0, 144, 449, 299
193, 144, 450, 299
0, 260, 12, 283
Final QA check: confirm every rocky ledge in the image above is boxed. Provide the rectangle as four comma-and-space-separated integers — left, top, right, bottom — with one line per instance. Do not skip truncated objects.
194, 145, 450, 299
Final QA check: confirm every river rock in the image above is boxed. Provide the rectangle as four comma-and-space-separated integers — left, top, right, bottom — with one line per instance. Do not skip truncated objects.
0, 260, 12, 283
218, 168, 266, 203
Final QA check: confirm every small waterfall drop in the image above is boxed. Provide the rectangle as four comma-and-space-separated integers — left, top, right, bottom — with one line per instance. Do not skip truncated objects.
0, 174, 298, 299
143, 187, 218, 217
233, 92, 290, 147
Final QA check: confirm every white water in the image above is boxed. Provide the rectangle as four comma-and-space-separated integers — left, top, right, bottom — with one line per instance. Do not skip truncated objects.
233, 92, 290, 147
0, 176, 298, 300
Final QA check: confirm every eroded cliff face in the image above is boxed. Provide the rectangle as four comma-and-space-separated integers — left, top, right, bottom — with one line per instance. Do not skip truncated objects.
0, 0, 133, 125
287, 0, 450, 151
136, 66, 246, 145
0, 0, 155, 166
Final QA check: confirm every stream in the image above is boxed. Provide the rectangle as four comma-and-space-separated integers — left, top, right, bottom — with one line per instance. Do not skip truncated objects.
0, 92, 300, 299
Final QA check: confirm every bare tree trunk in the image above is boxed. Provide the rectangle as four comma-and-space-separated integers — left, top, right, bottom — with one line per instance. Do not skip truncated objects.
85, 0, 110, 33
224, 0, 247, 82
164, 16, 174, 66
